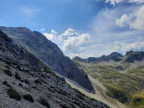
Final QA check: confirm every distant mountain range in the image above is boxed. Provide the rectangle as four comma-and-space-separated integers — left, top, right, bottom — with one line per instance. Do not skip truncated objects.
73, 51, 144, 108
0, 26, 94, 92
73, 51, 144, 63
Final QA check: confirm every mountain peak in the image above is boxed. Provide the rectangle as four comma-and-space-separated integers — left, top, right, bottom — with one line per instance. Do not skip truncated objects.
0, 30, 109, 108
126, 50, 134, 55
107, 52, 122, 61
124, 51, 144, 63
0, 26, 94, 91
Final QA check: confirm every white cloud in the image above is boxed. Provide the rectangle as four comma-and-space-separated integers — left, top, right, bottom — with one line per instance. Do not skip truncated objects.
87, 6, 144, 58
43, 33, 54, 40
62, 33, 90, 53
51, 29, 58, 35
21, 7, 40, 18
42, 4, 144, 58
105, 0, 123, 6
116, 14, 131, 27
106, 0, 144, 6
116, 5, 144, 30
114, 41, 144, 53
43, 29, 57, 40
43, 27, 144, 58
43, 28, 90, 56
59, 28, 79, 40
40, 28, 46, 32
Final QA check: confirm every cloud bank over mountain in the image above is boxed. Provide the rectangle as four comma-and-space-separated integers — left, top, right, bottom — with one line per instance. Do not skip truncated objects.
106, 0, 144, 6
42, 0, 144, 58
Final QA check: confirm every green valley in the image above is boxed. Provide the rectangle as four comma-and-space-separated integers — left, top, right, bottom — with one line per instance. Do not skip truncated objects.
73, 51, 144, 108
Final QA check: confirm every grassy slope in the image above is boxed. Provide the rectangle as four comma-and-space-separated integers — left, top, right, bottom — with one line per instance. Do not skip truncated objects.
131, 90, 144, 108
74, 61, 144, 108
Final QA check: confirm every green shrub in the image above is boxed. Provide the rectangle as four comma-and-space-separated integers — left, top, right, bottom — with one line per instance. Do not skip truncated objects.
88, 97, 97, 101
41, 68, 44, 72
46, 68, 51, 73
4, 70, 12, 76
105, 85, 128, 103
23, 94, 34, 103
38, 98, 50, 108
131, 92, 144, 108
7, 87, 21, 101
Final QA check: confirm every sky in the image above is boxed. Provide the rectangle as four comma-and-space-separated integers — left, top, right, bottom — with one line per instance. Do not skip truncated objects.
0, 0, 144, 58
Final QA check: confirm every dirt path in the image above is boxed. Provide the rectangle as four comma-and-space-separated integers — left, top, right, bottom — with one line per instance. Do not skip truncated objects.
66, 76, 126, 108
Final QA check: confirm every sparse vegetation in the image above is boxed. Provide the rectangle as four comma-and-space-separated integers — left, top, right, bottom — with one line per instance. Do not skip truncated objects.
74, 59, 144, 107
105, 85, 128, 103
38, 98, 50, 108
23, 47, 33, 54
4, 70, 12, 76
88, 97, 97, 101
23, 94, 34, 103
130, 90, 144, 108
46, 68, 52, 73
7, 87, 21, 101
41, 68, 44, 72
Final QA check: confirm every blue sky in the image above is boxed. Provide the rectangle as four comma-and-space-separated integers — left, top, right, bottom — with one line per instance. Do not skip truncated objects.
0, 0, 144, 58
0, 0, 105, 32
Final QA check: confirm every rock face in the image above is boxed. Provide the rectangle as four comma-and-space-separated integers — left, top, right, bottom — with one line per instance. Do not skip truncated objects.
0, 31, 109, 108
0, 26, 94, 91
107, 52, 122, 62
125, 51, 144, 63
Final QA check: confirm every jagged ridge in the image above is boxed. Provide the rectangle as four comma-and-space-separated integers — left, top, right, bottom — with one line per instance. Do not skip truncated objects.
73, 51, 144, 63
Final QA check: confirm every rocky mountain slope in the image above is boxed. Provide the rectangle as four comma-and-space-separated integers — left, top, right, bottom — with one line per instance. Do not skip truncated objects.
0, 26, 93, 91
73, 51, 144, 108
0, 31, 109, 108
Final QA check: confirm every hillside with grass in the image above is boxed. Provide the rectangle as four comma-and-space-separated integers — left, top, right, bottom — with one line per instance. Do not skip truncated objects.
73, 51, 144, 108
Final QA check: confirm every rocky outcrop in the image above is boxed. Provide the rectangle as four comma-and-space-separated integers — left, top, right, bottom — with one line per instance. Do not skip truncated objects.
126, 50, 134, 55
107, 52, 122, 62
0, 31, 109, 108
125, 51, 144, 63
0, 26, 94, 91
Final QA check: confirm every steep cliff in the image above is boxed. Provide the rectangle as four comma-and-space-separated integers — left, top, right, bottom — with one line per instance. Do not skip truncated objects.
0, 31, 109, 108
0, 26, 94, 91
